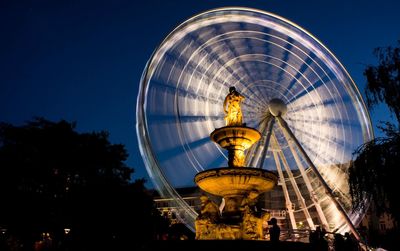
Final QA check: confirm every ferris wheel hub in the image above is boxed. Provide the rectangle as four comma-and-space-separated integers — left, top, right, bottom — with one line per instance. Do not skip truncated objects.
268, 98, 287, 117
137, 7, 373, 237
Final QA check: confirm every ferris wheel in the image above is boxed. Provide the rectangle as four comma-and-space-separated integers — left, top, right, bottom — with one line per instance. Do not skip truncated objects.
136, 7, 373, 235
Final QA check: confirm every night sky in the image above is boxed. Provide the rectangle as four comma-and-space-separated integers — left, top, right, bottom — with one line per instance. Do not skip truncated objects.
1, 0, 399, 185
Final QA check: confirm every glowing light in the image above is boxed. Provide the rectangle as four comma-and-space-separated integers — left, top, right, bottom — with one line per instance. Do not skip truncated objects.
136, 7, 373, 233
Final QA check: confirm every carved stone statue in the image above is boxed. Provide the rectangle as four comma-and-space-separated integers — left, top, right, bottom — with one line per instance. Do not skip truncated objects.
240, 191, 268, 239
198, 195, 220, 223
195, 195, 220, 239
195, 192, 270, 240
224, 86, 245, 126
239, 190, 259, 214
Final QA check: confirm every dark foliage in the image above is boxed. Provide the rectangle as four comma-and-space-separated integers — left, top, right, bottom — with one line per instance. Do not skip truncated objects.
364, 40, 400, 125
349, 41, 400, 230
349, 132, 400, 223
0, 118, 168, 250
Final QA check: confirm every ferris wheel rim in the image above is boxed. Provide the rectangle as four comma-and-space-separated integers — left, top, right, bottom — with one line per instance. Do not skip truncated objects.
136, 7, 374, 233
141, 7, 373, 134
136, 6, 374, 183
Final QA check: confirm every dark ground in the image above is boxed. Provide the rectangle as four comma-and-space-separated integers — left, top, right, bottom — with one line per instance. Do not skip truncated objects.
139, 240, 311, 251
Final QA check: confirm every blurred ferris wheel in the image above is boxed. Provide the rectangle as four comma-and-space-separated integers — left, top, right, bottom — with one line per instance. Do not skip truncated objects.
136, 7, 373, 234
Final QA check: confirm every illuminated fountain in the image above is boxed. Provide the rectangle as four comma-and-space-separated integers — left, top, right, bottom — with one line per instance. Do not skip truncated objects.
194, 87, 278, 240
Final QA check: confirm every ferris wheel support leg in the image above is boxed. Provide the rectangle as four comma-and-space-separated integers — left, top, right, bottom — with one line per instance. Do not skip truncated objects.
275, 116, 362, 241
271, 133, 315, 230
246, 115, 274, 167
256, 117, 275, 168
275, 118, 329, 230
271, 146, 298, 231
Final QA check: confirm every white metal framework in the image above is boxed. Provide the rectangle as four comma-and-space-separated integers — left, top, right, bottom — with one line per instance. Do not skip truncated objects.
136, 7, 373, 236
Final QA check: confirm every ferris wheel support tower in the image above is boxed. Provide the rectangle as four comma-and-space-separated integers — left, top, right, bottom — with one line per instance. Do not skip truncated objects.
136, 7, 374, 243
249, 98, 362, 241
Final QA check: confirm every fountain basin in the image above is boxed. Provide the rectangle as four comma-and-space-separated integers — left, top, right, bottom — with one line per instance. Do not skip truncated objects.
210, 126, 261, 151
194, 167, 278, 197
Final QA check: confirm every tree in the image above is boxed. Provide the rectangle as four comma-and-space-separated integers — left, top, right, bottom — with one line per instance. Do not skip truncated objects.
364, 40, 400, 125
0, 118, 166, 250
349, 41, 400, 227
349, 133, 399, 221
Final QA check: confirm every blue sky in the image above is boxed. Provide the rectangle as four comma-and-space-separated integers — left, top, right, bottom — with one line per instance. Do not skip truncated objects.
1, 0, 399, 185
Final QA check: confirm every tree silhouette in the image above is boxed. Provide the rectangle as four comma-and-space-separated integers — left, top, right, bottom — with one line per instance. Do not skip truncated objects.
0, 118, 167, 250
349, 133, 399, 221
348, 41, 399, 239
364, 40, 400, 125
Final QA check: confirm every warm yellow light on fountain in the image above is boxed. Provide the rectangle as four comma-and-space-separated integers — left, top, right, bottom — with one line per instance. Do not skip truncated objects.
194, 86, 278, 240
223, 86, 245, 127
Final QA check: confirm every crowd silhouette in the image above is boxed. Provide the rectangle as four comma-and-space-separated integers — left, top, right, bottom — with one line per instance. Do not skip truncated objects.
309, 226, 358, 251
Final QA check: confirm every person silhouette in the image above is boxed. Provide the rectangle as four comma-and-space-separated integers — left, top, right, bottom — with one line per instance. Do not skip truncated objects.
344, 232, 357, 251
269, 217, 280, 243
310, 226, 321, 243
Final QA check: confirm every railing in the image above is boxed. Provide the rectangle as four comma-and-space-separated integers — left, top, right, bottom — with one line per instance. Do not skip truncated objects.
264, 229, 309, 242
264, 229, 371, 251
266, 209, 287, 219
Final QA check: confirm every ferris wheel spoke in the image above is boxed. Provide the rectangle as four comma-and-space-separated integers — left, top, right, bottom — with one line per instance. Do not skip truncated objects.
158, 136, 217, 162
148, 113, 222, 123
288, 96, 339, 114
288, 126, 345, 151
138, 8, 373, 236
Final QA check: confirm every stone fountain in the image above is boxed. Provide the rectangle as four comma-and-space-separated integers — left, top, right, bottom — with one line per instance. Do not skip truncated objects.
194, 87, 278, 240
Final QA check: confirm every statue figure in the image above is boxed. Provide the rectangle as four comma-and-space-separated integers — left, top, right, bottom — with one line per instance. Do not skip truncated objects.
198, 195, 220, 222
195, 195, 220, 239
240, 190, 259, 215
195, 193, 270, 240
224, 86, 245, 126
240, 191, 263, 239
